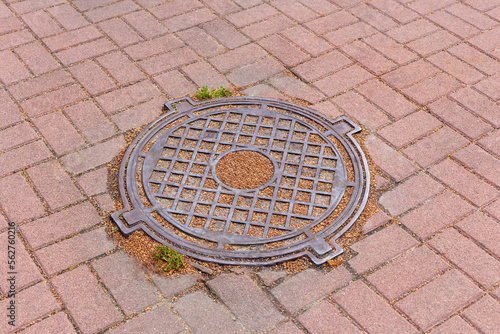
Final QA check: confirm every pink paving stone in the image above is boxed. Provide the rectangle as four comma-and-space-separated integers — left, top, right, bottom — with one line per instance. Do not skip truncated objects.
0, 122, 38, 152
468, 26, 500, 52
453, 144, 500, 187
429, 228, 500, 289
47, 3, 90, 30
362, 210, 391, 234
474, 74, 500, 101
305, 10, 358, 35
429, 159, 500, 206
96, 52, 145, 86
402, 73, 463, 105
202, 0, 240, 15
401, 190, 474, 239
107, 305, 183, 334
123, 34, 184, 61
299, 301, 362, 334
0, 230, 43, 293
69, 60, 117, 95
268, 72, 325, 104
332, 91, 390, 130
61, 136, 126, 174
207, 274, 284, 331
428, 97, 493, 140
364, 33, 418, 65
98, 18, 143, 48
395, 269, 482, 331
163, 8, 217, 32
149, 0, 203, 19
0, 50, 31, 85
94, 193, 115, 211
342, 40, 396, 75
0, 16, 23, 36
36, 228, 115, 275
448, 43, 500, 75
381, 59, 439, 90
138, 47, 199, 75
407, 30, 460, 57
110, 97, 165, 131
451, 87, 500, 127
240, 14, 294, 40
227, 56, 285, 87
323, 22, 376, 47
349, 4, 398, 31
20, 201, 101, 249
356, 79, 416, 119
428, 51, 484, 85
292, 50, 352, 82
33, 111, 85, 155
83, 0, 140, 23
379, 173, 444, 216
484, 199, 500, 221
123, 10, 169, 39
51, 266, 122, 333
76, 168, 108, 196
429, 316, 478, 334
267, 322, 302, 334
364, 135, 419, 182
8, 69, 73, 101
258, 34, 309, 67
465, 0, 500, 11
0, 30, 35, 51
64, 101, 116, 144
314, 65, 373, 97
367, 246, 449, 301
10, 0, 66, 14
256, 269, 286, 286
72, 0, 117, 11
0, 282, 60, 333
377, 110, 442, 149
456, 211, 500, 258
446, 3, 496, 30
42, 25, 102, 52
402, 126, 469, 167
14, 42, 60, 76
310, 100, 343, 119
95, 80, 161, 114
210, 43, 267, 73
333, 280, 419, 334
369, 0, 419, 23
349, 224, 419, 273
488, 6, 500, 20
242, 84, 286, 100
93, 252, 160, 316
408, 0, 455, 14
182, 61, 230, 89
386, 19, 439, 43
177, 27, 225, 58
478, 129, 500, 157
226, 3, 278, 28
151, 273, 200, 298
375, 174, 390, 189
462, 295, 500, 334
27, 160, 83, 210
154, 70, 196, 98
201, 18, 249, 49
271, 267, 353, 313
20, 312, 75, 334
0, 141, 52, 177
272, 0, 319, 22
55, 38, 116, 66
281, 25, 332, 57
426, 10, 480, 39
21, 10, 63, 38
20, 84, 87, 118
175, 291, 244, 334
0, 173, 44, 222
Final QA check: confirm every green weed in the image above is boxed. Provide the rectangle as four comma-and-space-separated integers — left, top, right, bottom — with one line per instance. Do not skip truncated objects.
195, 86, 232, 100
154, 246, 185, 272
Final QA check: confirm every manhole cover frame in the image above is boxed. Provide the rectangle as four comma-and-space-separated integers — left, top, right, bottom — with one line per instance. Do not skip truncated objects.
111, 97, 370, 265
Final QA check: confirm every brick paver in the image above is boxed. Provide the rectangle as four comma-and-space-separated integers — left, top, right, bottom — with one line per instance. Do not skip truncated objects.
1, 0, 500, 331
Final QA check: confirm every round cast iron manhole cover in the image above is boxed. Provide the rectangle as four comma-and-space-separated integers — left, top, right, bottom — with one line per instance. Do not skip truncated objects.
112, 97, 370, 265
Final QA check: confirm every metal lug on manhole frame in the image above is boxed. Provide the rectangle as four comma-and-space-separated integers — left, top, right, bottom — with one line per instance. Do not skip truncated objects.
111, 97, 370, 266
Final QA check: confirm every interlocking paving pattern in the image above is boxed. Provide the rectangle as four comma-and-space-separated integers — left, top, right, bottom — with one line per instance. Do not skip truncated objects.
0, 0, 499, 332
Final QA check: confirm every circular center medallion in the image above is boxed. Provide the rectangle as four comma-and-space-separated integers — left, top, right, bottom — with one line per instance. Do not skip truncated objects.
215, 150, 275, 190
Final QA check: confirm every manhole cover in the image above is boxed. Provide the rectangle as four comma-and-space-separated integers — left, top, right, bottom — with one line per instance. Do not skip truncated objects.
112, 97, 370, 265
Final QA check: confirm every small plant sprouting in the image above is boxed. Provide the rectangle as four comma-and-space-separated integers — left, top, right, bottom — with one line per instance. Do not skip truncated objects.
154, 246, 185, 272
195, 86, 232, 100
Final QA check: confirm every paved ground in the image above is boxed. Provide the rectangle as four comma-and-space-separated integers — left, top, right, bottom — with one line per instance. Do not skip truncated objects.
0, 0, 500, 333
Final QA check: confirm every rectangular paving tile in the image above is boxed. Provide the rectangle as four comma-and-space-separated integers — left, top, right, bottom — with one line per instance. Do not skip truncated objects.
456, 211, 500, 258
401, 73, 463, 105
207, 274, 284, 332
299, 301, 362, 333
20, 84, 87, 118
381, 59, 439, 89
0, 122, 38, 152
20, 312, 75, 334
227, 56, 285, 87
0, 90, 23, 129
429, 315, 478, 334
7, 70, 73, 101
0, 140, 52, 177
108, 305, 183, 334
462, 295, 500, 334
314, 65, 373, 97
341, 40, 396, 75
33, 111, 85, 155
453, 144, 500, 187
0, 172, 45, 223
333, 91, 391, 130
450, 87, 500, 127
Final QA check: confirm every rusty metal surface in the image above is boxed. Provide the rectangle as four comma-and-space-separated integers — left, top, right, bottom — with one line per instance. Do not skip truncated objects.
111, 97, 370, 265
